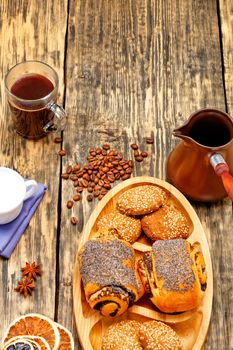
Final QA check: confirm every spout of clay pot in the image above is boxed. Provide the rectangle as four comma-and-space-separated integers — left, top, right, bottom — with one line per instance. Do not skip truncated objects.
172, 127, 189, 140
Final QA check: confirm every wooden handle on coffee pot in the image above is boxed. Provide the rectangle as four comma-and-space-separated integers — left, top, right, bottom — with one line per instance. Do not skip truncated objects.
210, 154, 233, 201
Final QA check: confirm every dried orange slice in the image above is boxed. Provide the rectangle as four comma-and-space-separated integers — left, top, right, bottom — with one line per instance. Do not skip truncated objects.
55, 323, 74, 350
2, 314, 60, 350
3, 336, 50, 350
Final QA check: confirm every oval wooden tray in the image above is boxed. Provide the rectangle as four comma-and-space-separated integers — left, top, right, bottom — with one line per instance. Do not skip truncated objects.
73, 177, 213, 350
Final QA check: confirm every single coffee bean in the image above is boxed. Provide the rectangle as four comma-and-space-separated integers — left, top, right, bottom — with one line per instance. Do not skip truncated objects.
115, 173, 121, 180
103, 183, 111, 189
123, 164, 129, 170
73, 164, 81, 171
128, 160, 133, 167
70, 175, 78, 181
94, 177, 99, 184
62, 173, 69, 180
95, 185, 102, 191
102, 167, 109, 173
108, 175, 115, 182
71, 216, 78, 225
76, 187, 83, 193
89, 147, 95, 153
58, 149, 66, 156
126, 167, 133, 174
73, 194, 81, 201
103, 143, 110, 150
131, 143, 138, 150
82, 179, 89, 187
98, 179, 104, 186
67, 200, 73, 209
101, 189, 108, 195
73, 180, 79, 187
120, 170, 125, 176
83, 173, 90, 181
141, 151, 148, 158
98, 194, 104, 200
66, 165, 73, 174
94, 190, 100, 197
78, 179, 83, 187
104, 178, 110, 184
134, 150, 139, 157
90, 182, 95, 188
76, 170, 84, 178
112, 160, 119, 166
54, 137, 63, 143
135, 155, 143, 162
108, 150, 114, 156
96, 148, 102, 154
87, 194, 93, 201
87, 187, 93, 193
146, 137, 154, 144
122, 174, 130, 180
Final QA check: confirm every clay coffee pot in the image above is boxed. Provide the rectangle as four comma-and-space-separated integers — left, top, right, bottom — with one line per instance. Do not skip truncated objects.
166, 108, 233, 202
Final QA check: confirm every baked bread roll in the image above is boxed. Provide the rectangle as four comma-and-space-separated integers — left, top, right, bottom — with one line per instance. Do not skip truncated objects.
139, 321, 183, 349
101, 320, 142, 350
117, 185, 168, 216
141, 204, 191, 241
97, 208, 141, 243
78, 237, 144, 317
138, 239, 207, 313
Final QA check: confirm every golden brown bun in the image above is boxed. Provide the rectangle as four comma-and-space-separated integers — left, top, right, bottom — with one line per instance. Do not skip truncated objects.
78, 237, 144, 317
101, 320, 142, 350
139, 321, 183, 349
117, 185, 168, 216
97, 208, 141, 243
141, 204, 191, 241
138, 239, 207, 313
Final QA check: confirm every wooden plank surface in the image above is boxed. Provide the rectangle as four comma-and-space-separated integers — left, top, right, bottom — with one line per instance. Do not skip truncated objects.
0, 0, 68, 339
59, 0, 232, 349
0, 1, 232, 349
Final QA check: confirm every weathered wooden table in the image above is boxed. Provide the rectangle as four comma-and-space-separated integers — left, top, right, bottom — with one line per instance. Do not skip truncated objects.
0, 1, 232, 349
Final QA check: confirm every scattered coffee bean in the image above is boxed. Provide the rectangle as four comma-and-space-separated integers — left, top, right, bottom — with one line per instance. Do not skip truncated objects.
62, 173, 69, 180
87, 187, 93, 193
103, 144, 110, 150
135, 155, 143, 162
134, 150, 140, 157
87, 194, 93, 201
67, 200, 73, 209
71, 216, 78, 225
131, 143, 138, 150
76, 187, 83, 193
70, 175, 78, 181
122, 174, 131, 180
141, 151, 148, 158
98, 194, 104, 200
146, 137, 154, 144
58, 149, 66, 156
66, 165, 73, 174
73, 194, 81, 201
54, 137, 63, 143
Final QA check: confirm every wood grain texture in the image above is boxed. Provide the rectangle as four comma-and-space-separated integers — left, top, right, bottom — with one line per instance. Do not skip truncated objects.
0, 0, 67, 340
59, 1, 231, 349
0, 0, 232, 349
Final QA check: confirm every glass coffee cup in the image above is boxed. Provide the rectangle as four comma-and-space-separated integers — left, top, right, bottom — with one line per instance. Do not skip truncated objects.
5, 60, 66, 140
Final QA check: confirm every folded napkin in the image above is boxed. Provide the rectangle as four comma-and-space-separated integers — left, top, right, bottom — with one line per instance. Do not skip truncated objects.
0, 183, 47, 259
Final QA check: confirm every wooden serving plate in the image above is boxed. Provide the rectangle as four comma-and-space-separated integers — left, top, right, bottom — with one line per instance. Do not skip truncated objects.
73, 177, 213, 350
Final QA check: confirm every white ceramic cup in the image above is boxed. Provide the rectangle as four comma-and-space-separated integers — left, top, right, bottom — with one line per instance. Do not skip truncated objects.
0, 167, 38, 224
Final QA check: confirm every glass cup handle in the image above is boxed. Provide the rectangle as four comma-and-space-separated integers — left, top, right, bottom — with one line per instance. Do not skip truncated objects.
43, 102, 67, 133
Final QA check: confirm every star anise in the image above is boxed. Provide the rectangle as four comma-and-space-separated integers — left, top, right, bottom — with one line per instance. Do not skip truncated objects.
22, 262, 42, 280
15, 277, 36, 297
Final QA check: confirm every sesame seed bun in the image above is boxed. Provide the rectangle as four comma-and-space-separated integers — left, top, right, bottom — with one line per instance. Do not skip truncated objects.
141, 204, 191, 241
101, 320, 142, 350
97, 208, 141, 243
117, 185, 168, 216
139, 321, 183, 349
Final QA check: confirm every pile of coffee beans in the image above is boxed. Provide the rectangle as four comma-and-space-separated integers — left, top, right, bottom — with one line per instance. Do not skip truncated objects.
56, 137, 154, 225
61, 144, 135, 224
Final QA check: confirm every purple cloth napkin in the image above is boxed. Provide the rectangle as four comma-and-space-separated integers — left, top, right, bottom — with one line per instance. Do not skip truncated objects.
0, 183, 47, 259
